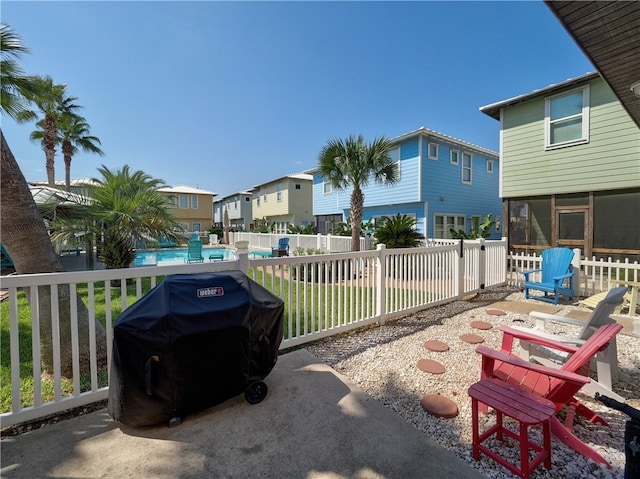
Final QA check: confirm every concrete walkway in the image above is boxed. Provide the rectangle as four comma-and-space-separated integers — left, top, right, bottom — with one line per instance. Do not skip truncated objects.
1, 349, 483, 479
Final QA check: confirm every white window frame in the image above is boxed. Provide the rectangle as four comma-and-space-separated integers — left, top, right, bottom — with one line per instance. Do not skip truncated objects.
190, 195, 198, 209
428, 142, 439, 160
323, 181, 332, 194
386, 146, 401, 182
295, 183, 301, 190
544, 85, 590, 149
179, 194, 189, 209
486, 159, 494, 173
277, 183, 283, 202
450, 149, 459, 165
192, 222, 201, 232
462, 152, 472, 184
434, 214, 465, 239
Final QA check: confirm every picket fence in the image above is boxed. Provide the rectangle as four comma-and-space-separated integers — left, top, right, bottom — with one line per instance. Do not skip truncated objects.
0, 239, 505, 427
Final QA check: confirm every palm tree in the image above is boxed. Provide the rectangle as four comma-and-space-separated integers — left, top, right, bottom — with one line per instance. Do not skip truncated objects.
89, 165, 183, 270
32, 112, 104, 191
17, 75, 79, 186
318, 135, 399, 251
1, 23, 34, 120
59, 114, 103, 191
1, 23, 107, 377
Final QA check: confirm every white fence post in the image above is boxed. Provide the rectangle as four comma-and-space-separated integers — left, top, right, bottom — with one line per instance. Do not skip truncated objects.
572, 248, 581, 297
235, 241, 249, 273
376, 244, 387, 325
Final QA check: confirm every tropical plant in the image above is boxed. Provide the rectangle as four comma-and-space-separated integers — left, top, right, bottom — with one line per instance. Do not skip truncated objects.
318, 135, 399, 251
374, 214, 425, 248
86, 165, 183, 270
333, 216, 374, 238
287, 223, 317, 235
450, 213, 495, 239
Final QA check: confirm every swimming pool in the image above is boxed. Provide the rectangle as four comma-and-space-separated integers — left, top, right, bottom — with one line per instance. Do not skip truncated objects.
134, 247, 236, 266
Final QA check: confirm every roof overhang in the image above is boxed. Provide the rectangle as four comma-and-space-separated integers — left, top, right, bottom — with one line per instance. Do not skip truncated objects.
545, 1, 640, 128
480, 72, 600, 120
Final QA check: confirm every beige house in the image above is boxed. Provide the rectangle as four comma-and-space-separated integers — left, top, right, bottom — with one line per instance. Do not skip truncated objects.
251, 173, 314, 234
158, 185, 217, 235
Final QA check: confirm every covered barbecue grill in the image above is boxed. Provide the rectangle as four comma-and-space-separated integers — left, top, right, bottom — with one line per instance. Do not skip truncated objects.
108, 270, 284, 427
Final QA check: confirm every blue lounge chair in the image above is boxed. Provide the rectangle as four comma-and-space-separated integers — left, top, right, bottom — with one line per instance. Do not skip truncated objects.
520, 247, 575, 305
1, 244, 14, 268
187, 239, 204, 263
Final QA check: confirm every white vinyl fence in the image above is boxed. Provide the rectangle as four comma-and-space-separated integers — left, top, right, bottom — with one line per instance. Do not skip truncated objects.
507, 249, 640, 297
1, 239, 505, 427
229, 232, 376, 253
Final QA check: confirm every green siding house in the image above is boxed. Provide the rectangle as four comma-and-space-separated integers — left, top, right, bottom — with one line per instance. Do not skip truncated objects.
481, 72, 640, 260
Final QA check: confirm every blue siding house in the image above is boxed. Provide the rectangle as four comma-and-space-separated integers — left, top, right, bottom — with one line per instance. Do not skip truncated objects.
312, 127, 501, 239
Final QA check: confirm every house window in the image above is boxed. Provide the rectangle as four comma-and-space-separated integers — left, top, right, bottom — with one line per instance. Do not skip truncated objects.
234, 200, 238, 210
486, 159, 494, 173
256, 197, 260, 206
387, 146, 401, 182
277, 183, 283, 202
323, 181, 332, 194
462, 153, 472, 184
192, 223, 201, 232
167, 195, 177, 207
245, 196, 250, 201
428, 143, 439, 160
450, 150, 459, 165
434, 215, 465, 239
295, 183, 301, 190
545, 86, 590, 148
190, 195, 198, 208
179, 194, 189, 208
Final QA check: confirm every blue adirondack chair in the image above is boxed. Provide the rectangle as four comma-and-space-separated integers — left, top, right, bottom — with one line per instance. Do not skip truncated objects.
1, 244, 14, 268
520, 247, 575, 305
271, 237, 290, 257
186, 239, 204, 263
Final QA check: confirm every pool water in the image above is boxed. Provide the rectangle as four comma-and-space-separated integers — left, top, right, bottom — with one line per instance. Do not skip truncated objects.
134, 247, 236, 266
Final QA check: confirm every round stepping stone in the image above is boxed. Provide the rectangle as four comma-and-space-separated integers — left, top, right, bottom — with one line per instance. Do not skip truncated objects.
423, 340, 449, 352
420, 394, 458, 418
417, 358, 445, 374
486, 309, 506, 316
460, 333, 484, 344
470, 320, 493, 330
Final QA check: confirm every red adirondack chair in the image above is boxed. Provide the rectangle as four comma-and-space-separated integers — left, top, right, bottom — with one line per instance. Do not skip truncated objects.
476, 322, 623, 468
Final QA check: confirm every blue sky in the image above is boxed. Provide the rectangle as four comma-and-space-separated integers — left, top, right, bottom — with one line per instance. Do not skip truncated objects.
3, 1, 594, 198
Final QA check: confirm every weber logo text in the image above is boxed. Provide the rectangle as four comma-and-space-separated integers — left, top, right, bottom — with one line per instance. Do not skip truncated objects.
197, 287, 224, 298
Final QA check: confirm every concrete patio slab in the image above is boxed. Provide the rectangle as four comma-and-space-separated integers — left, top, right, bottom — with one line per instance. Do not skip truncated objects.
1, 349, 483, 479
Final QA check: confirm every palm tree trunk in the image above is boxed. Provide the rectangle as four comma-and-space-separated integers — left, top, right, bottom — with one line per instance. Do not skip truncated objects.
62, 142, 72, 192
350, 185, 364, 252
1, 130, 107, 376
44, 114, 56, 186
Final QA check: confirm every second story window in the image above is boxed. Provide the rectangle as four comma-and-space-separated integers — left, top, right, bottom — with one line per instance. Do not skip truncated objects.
323, 181, 332, 194
486, 159, 494, 173
190, 195, 198, 208
387, 146, 401, 182
450, 150, 459, 165
462, 152, 472, 184
277, 183, 283, 202
428, 143, 439, 160
545, 86, 590, 149
179, 194, 189, 208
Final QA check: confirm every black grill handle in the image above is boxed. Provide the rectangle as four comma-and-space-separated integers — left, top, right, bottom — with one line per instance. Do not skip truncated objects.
595, 393, 640, 422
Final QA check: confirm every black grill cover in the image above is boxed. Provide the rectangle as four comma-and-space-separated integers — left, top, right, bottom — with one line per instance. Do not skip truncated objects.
108, 271, 284, 427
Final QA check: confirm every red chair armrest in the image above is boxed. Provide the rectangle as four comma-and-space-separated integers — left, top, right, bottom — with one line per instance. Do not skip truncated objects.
476, 344, 590, 387
499, 325, 579, 354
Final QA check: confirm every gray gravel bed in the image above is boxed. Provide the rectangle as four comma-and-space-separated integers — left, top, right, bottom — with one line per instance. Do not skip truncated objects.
306, 285, 640, 479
